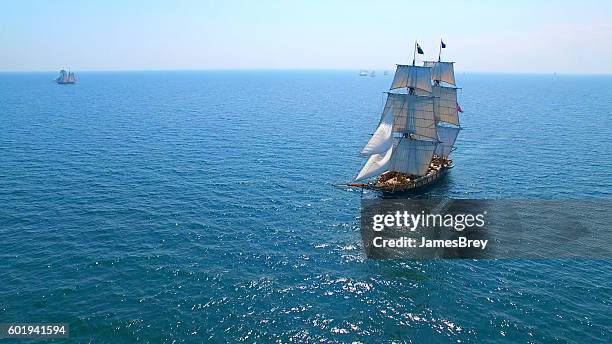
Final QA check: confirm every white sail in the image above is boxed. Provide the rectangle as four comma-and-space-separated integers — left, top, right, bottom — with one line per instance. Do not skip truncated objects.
384, 93, 437, 140
355, 146, 394, 181
423, 61, 455, 85
56, 70, 66, 82
390, 65, 432, 94
391, 138, 437, 176
432, 85, 459, 126
56, 69, 75, 83
361, 110, 393, 155
435, 125, 461, 159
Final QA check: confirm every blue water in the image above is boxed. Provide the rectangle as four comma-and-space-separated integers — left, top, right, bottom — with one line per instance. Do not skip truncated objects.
0, 71, 610, 343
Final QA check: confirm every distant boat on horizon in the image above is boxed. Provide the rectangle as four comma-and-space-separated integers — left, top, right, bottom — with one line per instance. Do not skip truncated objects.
56, 69, 76, 84
359, 70, 368, 76
369, 70, 376, 77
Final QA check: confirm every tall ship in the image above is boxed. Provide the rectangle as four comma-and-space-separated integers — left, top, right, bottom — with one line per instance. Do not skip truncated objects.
56, 69, 76, 84
345, 40, 462, 194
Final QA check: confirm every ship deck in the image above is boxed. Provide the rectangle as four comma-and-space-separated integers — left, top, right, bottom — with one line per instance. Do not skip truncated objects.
344, 157, 453, 194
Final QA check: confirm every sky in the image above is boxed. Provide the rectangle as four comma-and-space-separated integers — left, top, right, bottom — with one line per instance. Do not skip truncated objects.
1, 0, 611, 73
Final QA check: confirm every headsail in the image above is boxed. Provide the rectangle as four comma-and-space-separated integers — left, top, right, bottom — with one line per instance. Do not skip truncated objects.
432, 85, 460, 126
356, 137, 437, 181
361, 110, 393, 155
423, 61, 455, 85
355, 146, 394, 181
390, 65, 432, 94
391, 138, 437, 176
435, 125, 461, 159
384, 93, 437, 141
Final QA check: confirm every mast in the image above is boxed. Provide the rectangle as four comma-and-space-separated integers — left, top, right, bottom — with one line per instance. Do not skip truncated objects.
435, 39, 442, 86
409, 41, 416, 95
427, 39, 462, 160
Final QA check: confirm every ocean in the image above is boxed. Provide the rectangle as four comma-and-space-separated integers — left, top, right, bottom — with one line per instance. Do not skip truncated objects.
0, 71, 610, 342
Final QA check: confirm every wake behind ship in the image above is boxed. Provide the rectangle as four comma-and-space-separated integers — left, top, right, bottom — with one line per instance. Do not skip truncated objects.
344, 40, 463, 194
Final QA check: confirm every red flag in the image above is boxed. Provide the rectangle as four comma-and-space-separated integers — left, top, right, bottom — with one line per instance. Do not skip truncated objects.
457, 103, 464, 113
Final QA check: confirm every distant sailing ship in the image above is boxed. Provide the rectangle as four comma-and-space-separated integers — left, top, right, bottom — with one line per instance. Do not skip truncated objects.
343, 40, 462, 193
369, 70, 376, 77
56, 69, 76, 84
359, 70, 369, 76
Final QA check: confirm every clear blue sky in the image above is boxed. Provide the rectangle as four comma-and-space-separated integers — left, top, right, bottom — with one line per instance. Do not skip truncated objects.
1, 0, 611, 73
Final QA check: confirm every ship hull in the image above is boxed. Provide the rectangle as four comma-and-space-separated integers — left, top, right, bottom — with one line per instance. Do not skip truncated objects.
369, 164, 452, 194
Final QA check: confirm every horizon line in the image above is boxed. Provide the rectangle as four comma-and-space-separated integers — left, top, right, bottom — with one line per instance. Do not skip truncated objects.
0, 68, 611, 76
